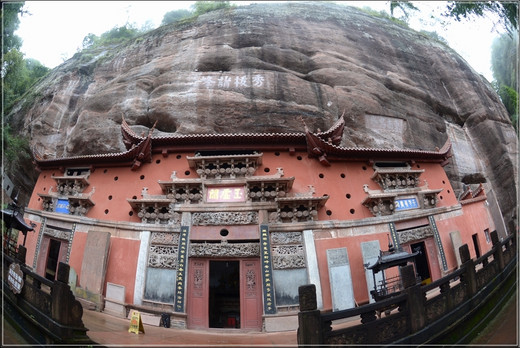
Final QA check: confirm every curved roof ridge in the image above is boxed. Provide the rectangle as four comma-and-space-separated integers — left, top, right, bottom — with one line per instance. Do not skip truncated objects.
34, 117, 452, 168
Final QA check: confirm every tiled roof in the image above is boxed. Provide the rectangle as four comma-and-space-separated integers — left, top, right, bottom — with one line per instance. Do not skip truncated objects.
305, 126, 452, 163
34, 116, 452, 168
122, 117, 308, 150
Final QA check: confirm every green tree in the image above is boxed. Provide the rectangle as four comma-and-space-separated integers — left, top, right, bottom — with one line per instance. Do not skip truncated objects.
162, 9, 192, 25
2, 1, 25, 112
2, 2, 49, 114
2, 1, 24, 54
443, 1, 518, 35
80, 24, 143, 51
2, 1, 49, 177
99, 24, 141, 45
81, 33, 99, 49
389, 1, 419, 22
491, 32, 518, 129
192, 1, 233, 16
2, 123, 30, 172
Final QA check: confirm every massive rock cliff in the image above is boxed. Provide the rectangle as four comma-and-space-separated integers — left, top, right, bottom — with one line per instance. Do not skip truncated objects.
7, 2, 517, 230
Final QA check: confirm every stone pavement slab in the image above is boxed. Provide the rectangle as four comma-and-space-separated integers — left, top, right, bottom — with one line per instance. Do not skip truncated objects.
82, 309, 298, 347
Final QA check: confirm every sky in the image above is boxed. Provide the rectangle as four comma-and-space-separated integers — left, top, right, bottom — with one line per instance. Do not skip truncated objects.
12, 1, 507, 82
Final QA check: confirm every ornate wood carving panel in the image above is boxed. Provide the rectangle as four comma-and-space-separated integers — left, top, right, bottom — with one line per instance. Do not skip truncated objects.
191, 211, 258, 225
270, 231, 306, 270
241, 259, 262, 330
187, 259, 209, 329
189, 241, 260, 258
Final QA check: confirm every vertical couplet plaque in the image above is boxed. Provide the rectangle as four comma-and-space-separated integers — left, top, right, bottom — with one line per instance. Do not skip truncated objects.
174, 226, 189, 313
428, 216, 448, 271
260, 225, 276, 314
388, 222, 401, 249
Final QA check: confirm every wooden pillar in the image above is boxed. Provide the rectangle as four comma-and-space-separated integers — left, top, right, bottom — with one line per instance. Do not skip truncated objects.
297, 284, 323, 346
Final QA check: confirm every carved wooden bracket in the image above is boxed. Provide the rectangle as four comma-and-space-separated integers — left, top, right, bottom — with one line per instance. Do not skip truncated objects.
38, 187, 95, 216
361, 193, 397, 216
51, 174, 90, 196
274, 196, 329, 223
187, 153, 262, 179
362, 188, 442, 217
246, 177, 294, 202
371, 168, 424, 191
158, 178, 204, 204
127, 200, 182, 225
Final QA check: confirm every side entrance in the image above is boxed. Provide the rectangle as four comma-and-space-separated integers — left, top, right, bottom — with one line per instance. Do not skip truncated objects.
187, 258, 263, 330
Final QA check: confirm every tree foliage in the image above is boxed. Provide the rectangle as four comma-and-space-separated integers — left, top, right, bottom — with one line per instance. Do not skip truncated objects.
2, 1, 48, 176
2, 2, 50, 114
443, 1, 518, 35
160, 1, 233, 26
389, 1, 419, 22
192, 1, 233, 16
81, 23, 143, 50
491, 32, 518, 129
2, 2, 24, 54
162, 9, 192, 26
2, 123, 30, 172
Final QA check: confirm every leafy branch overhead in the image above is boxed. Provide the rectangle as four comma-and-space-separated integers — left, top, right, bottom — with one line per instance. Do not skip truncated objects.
2, 2, 49, 115
443, 1, 518, 35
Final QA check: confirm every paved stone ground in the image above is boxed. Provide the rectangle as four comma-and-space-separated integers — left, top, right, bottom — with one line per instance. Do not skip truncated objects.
3, 292, 517, 346
470, 291, 518, 345
82, 309, 298, 347
2, 316, 28, 346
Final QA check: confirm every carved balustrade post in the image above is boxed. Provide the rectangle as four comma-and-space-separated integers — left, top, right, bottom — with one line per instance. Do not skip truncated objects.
459, 244, 477, 297
297, 284, 323, 346
51, 262, 84, 328
400, 264, 416, 289
406, 282, 426, 333
490, 230, 505, 271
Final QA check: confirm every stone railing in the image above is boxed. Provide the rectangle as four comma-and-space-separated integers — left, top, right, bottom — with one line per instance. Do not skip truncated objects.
2, 246, 94, 345
297, 230, 516, 345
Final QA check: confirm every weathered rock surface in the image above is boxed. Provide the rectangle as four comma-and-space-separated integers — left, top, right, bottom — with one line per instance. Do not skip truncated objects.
7, 2, 517, 229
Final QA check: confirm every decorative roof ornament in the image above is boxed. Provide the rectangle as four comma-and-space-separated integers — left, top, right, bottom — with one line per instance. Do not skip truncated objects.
128, 117, 156, 171
300, 115, 346, 166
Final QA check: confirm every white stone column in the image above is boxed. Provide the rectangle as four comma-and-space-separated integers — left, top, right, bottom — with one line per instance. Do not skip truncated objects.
303, 229, 323, 309
133, 230, 150, 305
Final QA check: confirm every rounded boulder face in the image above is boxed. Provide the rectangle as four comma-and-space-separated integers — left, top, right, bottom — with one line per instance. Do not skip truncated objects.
9, 2, 517, 229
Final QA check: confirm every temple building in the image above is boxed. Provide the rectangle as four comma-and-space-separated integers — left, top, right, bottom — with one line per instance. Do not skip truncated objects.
20, 117, 501, 331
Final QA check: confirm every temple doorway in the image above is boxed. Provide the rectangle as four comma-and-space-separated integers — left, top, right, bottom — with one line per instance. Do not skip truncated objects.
411, 241, 431, 285
45, 239, 61, 280
472, 233, 481, 258
209, 260, 240, 328
187, 258, 262, 330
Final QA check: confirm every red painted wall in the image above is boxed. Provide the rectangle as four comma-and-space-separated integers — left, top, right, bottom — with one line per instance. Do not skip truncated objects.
434, 200, 494, 267
68, 230, 88, 286
25, 149, 497, 312
104, 236, 140, 304
314, 233, 392, 309
28, 152, 460, 226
